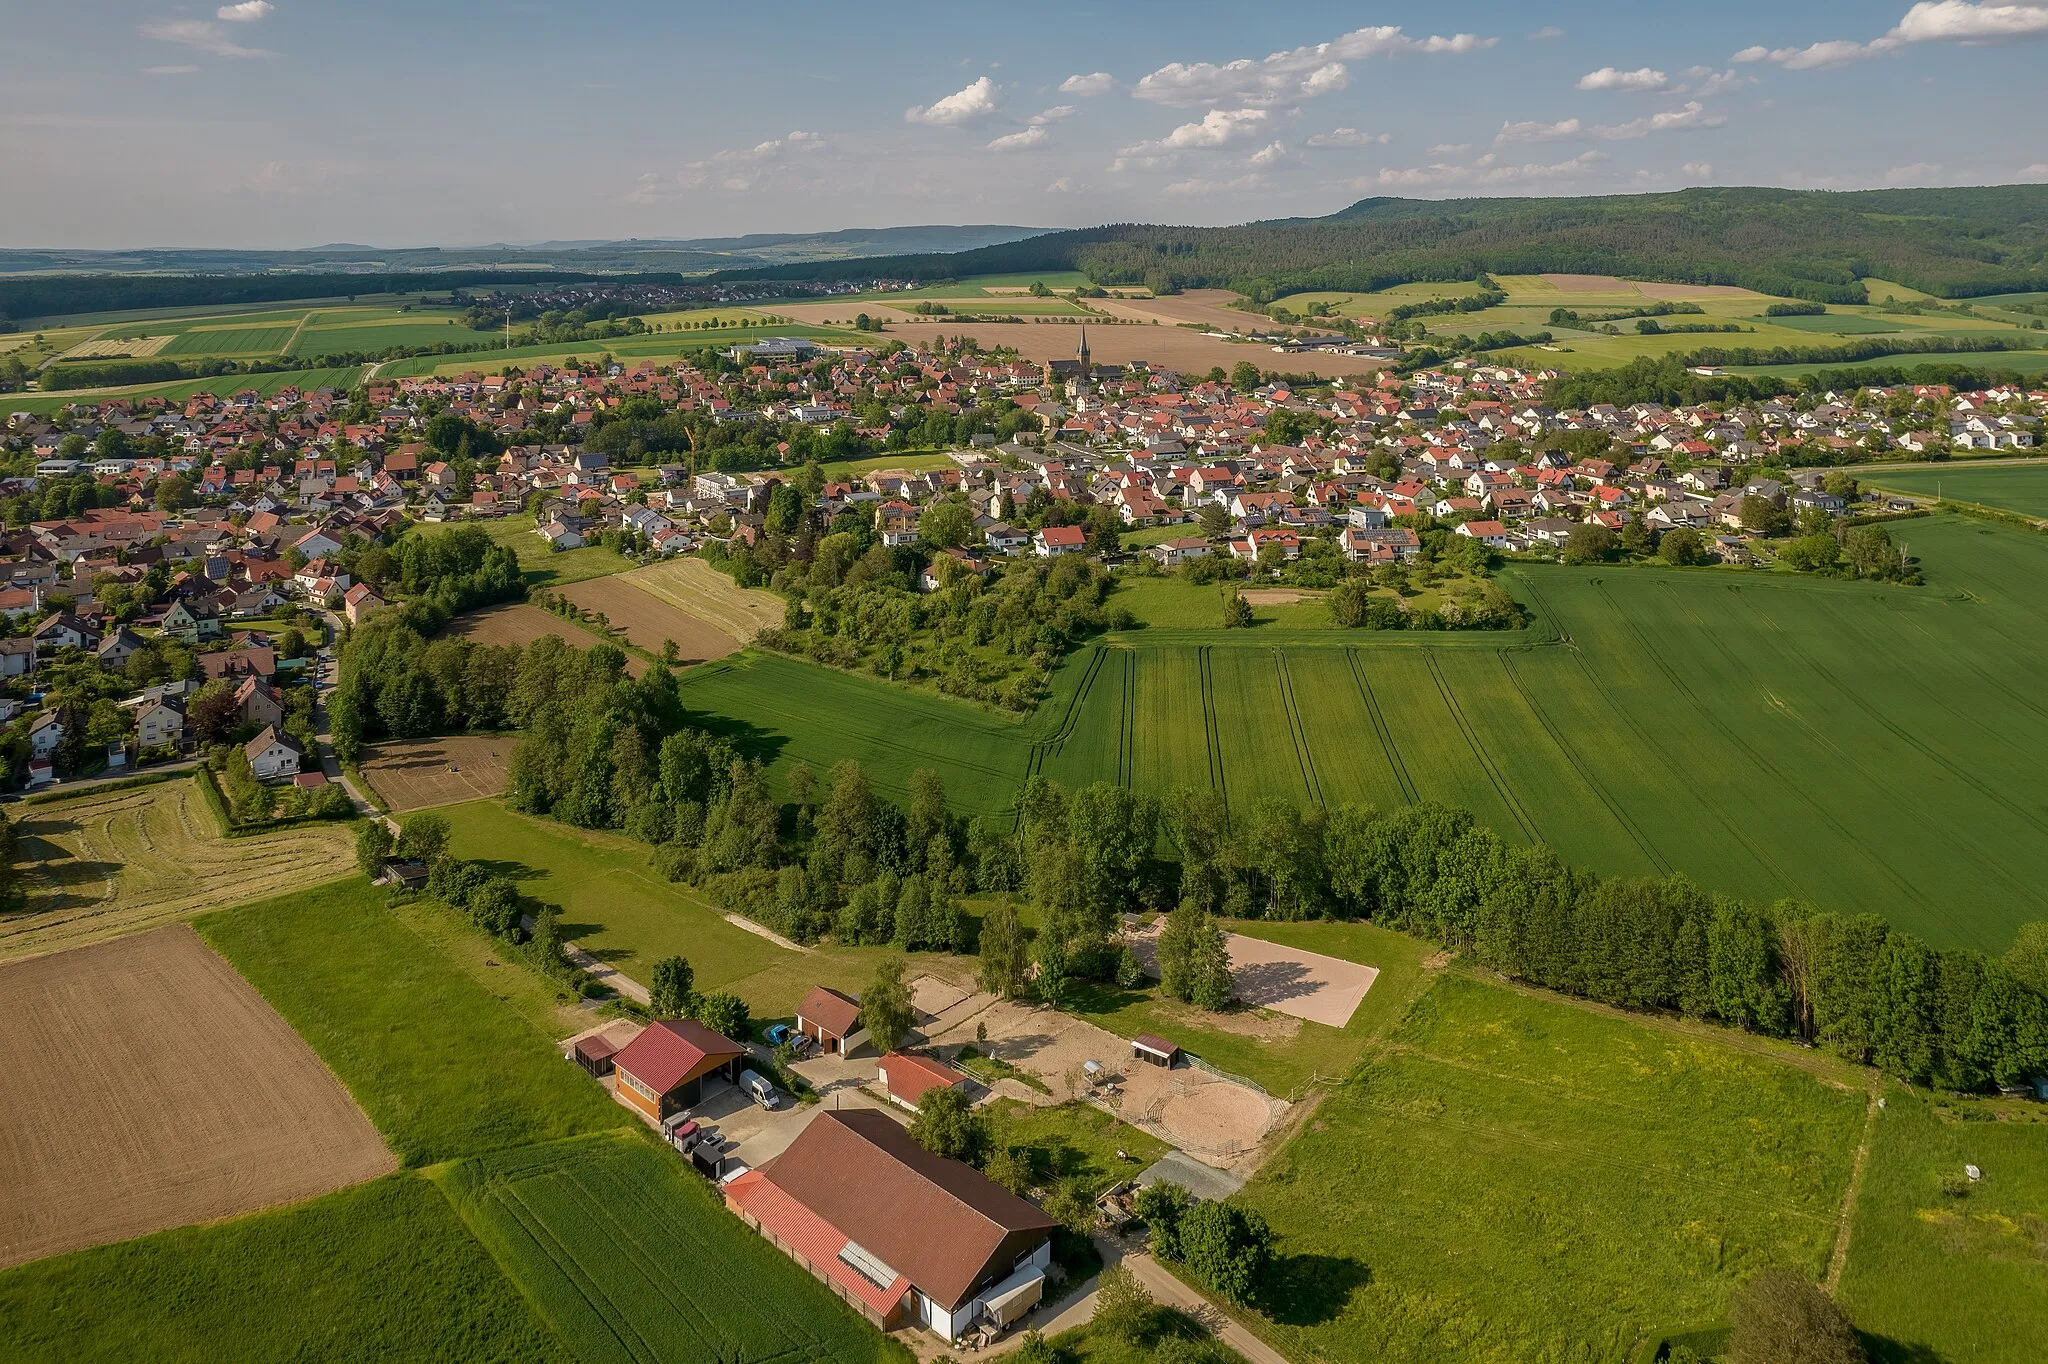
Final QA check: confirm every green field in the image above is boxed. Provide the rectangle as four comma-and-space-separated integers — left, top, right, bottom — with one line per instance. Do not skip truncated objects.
1865, 462, 2048, 518
0, 1175, 573, 1364
160, 324, 298, 356
437, 1133, 908, 1364
1836, 1089, 2048, 1364
372, 323, 863, 380
1235, 974, 1868, 1364
293, 315, 502, 357
416, 516, 636, 586
195, 877, 626, 1165
4, 364, 364, 415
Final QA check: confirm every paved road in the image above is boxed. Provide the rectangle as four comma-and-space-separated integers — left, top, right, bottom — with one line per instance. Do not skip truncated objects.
17, 758, 198, 801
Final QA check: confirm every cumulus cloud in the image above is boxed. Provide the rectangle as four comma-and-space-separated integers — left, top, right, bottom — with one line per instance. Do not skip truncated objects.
1597, 101, 1725, 138
905, 76, 1000, 125
1028, 105, 1077, 125
140, 18, 276, 57
628, 131, 828, 201
216, 0, 274, 19
1429, 142, 1472, 154
1123, 107, 1273, 156
1578, 66, 1670, 90
1133, 25, 1495, 107
1682, 161, 1715, 176
1046, 176, 1083, 193
1247, 140, 1295, 167
987, 125, 1051, 151
2022, 162, 2048, 177
1684, 67, 1755, 95
1496, 116, 1581, 143
1736, 2, 2048, 70
1304, 127, 1391, 147
1060, 71, 1118, 95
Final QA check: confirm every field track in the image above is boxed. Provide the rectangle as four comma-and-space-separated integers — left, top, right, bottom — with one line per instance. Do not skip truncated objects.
0, 925, 393, 1269
2, 779, 356, 962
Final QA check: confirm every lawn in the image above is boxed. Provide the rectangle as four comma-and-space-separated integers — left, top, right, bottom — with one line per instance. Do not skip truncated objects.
0, 1174, 572, 1364
417, 515, 634, 586
1233, 974, 1869, 1364
1836, 1088, 2048, 1364
1864, 461, 2048, 519
195, 876, 627, 1165
436, 1132, 910, 1364
985, 1099, 1170, 1193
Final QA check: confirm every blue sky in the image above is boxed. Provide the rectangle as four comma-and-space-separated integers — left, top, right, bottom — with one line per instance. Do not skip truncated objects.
3, 1, 2046, 248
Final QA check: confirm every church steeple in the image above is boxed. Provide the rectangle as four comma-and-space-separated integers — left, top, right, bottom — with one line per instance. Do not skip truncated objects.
1077, 327, 1090, 369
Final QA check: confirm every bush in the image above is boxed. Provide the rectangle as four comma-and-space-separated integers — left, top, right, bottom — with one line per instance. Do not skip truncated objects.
1133, 1181, 1194, 1260
1176, 1201, 1275, 1306
1727, 1268, 1866, 1364
1092, 1265, 1152, 1343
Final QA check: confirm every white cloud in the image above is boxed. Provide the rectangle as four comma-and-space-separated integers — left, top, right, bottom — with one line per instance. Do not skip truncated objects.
1060, 71, 1118, 96
1885, 161, 1945, 184
1304, 127, 1391, 147
1596, 100, 1725, 138
628, 131, 828, 202
144, 64, 199, 75
140, 18, 276, 58
1028, 105, 1077, 125
1429, 142, 1472, 154
1132, 25, 1495, 107
1121, 108, 1273, 159
2022, 162, 2048, 178
1247, 140, 1294, 167
1164, 173, 1266, 195
1682, 161, 1715, 176
1352, 149, 1606, 189
216, 0, 274, 19
1735, 2, 2048, 71
987, 125, 1051, 152
1497, 117, 1581, 143
905, 76, 1000, 126
1046, 176, 1083, 193
1528, 26, 1567, 41
1578, 66, 1670, 91
1684, 67, 1755, 95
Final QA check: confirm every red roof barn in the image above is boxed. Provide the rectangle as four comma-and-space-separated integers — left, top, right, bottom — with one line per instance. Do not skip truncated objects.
611, 1019, 746, 1121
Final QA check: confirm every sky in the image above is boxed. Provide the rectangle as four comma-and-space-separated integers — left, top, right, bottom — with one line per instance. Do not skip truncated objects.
3, 1, 2046, 249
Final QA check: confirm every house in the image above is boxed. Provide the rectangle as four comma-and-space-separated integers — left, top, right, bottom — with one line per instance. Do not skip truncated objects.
1455, 520, 1509, 548
538, 519, 584, 550
0, 637, 36, 678
795, 985, 865, 1057
159, 599, 222, 644
134, 695, 185, 748
611, 1018, 748, 1121
343, 582, 386, 626
29, 710, 64, 758
292, 528, 343, 561
96, 627, 146, 671
982, 522, 1029, 555
877, 1051, 969, 1113
32, 611, 95, 652
234, 675, 285, 729
1148, 536, 1211, 569
244, 726, 304, 781
723, 1109, 1058, 1338
1034, 525, 1086, 557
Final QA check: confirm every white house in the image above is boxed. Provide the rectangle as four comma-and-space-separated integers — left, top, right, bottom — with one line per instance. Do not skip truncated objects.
243, 725, 304, 781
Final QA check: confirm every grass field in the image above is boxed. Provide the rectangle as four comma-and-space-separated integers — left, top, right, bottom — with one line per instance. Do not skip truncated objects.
1836, 1089, 2048, 1364
1235, 974, 1868, 1364
2, 364, 365, 415
437, 1132, 910, 1364
160, 324, 297, 356
559, 573, 745, 663
370, 323, 863, 380
1, 777, 357, 961
195, 877, 627, 1166
617, 556, 784, 641
0, 1173, 574, 1364
1864, 461, 2048, 518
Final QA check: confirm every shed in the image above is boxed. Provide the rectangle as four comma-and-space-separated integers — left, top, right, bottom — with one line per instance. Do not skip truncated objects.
878, 1051, 967, 1113
796, 985, 865, 1056
613, 1018, 747, 1121
572, 1034, 619, 1077
1131, 1033, 1180, 1068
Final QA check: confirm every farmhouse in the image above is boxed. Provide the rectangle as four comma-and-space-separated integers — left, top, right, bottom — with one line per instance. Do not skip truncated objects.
723, 1108, 1058, 1340
611, 1018, 747, 1121
877, 1051, 968, 1112
795, 985, 865, 1056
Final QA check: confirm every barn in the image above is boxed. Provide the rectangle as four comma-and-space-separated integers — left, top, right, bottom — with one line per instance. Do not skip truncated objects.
877, 1051, 968, 1113
611, 1019, 746, 1121
796, 985, 865, 1056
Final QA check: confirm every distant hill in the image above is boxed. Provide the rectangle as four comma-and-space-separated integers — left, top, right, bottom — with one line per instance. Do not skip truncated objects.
713, 186, 2048, 304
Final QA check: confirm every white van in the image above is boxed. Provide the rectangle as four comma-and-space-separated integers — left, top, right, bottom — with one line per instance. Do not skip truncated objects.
739, 1068, 779, 1110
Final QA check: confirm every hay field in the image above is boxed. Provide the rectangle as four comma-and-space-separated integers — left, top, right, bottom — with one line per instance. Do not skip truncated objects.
2, 778, 357, 962
558, 573, 745, 663
0, 924, 393, 1269
1238, 974, 1867, 1364
359, 734, 515, 812
58, 335, 173, 360
616, 555, 783, 642
448, 602, 647, 676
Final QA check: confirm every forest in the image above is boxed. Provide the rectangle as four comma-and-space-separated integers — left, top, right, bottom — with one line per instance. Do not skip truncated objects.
719, 186, 2048, 304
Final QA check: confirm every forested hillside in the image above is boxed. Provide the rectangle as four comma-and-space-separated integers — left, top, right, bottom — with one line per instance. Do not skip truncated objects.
719, 185, 2048, 304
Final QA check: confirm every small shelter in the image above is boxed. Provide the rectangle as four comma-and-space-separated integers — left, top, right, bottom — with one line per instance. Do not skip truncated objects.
878, 1051, 967, 1112
796, 985, 865, 1056
1131, 1033, 1180, 1068
571, 1034, 619, 1077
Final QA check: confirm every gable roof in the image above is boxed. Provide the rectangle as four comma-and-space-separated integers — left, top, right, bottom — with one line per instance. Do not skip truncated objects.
612, 1018, 745, 1096
755, 1108, 1056, 1310
796, 985, 861, 1037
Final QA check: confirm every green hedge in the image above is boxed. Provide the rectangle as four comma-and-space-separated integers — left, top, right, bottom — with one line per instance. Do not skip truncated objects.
196, 765, 357, 839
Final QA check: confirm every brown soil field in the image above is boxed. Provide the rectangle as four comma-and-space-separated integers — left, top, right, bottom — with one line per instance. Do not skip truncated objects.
0, 924, 393, 1268
2, 779, 357, 963
1540, 273, 1642, 294
558, 574, 743, 664
448, 602, 647, 677
359, 734, 516, 812
1636, 280, 1766, 300
1086, 288, 1270, 333
1240, 588, 1321, 605
618, 557, 783, 642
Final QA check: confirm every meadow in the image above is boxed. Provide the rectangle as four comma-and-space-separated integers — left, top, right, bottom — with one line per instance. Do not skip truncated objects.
370, 322, 863, 380
160, 323, 298, 356
195, 877, 626, 1165
1863, 460, 2048, 518
1235, 974, 1869, 1364
2, 364, 365, 415
436, 1133, 910, 1364
1835, 1089, 2048, 1364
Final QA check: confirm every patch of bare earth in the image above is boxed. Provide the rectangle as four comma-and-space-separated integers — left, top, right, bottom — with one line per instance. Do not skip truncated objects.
448, 602, 647, 676
359, 734, 515, 813
0, 925, 393, 1269
1239, 588, 1319, 606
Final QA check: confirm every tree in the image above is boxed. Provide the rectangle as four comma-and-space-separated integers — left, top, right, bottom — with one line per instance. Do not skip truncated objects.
1329, 578, 1371, 627
1741, 495, 1791, 537
977, 896, 1032, 998
919, 500, 975, 549
1133, 1180, 1194, 1260
860, 954, 915, 1052
908, 1083, 985, 1161
1842, 524, 1894, 579
1176, 1201, 1275, 1306
1197, 503, 1231, 540
1727, 1268, 1867, 1364
1091, 1265, 1152, 1344
355, 819, 393, 877
1222, 592, 1253, 628
2005, 922, 2048, 997
695, 990, 751, 1041
1157, 897, 1207, 1002
1189, 911, 1235, 1010
1659, 526, 1707, 566
395, 811, 450, 863
650, 955, 696, 1018
188, 680, 241, 745
1780, 533, 1840, 572
1230, 361, 1263, 392
1562, 522, 1618, 565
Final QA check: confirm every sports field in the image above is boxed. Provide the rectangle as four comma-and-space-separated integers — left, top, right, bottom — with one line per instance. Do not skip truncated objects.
1236, 974, 1868, 1364
1865, 461, 2048, 518
2, 777, 358, 961
0, 925, 392, 1269
437, 1133, 909, 1364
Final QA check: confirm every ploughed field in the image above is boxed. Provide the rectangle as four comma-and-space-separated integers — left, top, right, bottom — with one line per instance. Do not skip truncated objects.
678, 515, 2048, 951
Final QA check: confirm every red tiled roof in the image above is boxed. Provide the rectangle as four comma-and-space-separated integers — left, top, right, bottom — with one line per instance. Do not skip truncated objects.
878, 1051, 965, 1108
612, 1019, 745, 1096
724, 1169, 911, 1319
797, 986, 861, 1037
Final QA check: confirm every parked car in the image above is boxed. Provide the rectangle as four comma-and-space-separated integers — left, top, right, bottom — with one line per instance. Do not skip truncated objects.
763, 1023, 793, 1047
739, 1068, 780, 1109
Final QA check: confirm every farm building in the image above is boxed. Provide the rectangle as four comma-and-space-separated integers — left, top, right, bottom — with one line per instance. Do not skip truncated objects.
877, 1051, 967, 1113
796, 985, 865, 1056
723, 1108, 1057, 1341
1132, 1034, 1180, 1068
612, 1018, 746, 1121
